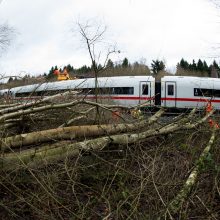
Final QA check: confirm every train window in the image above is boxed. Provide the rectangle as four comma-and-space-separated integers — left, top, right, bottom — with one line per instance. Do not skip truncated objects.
15, 89, 67, 97
142, 84, 148, 95
127, 87, 134, 95
101, 87, 114, 94
167, 85, 174, 96
15, 92, 30, 97
113, 87, 134, 95
194, 88, 213, 97
214, 89, 220, 97
83, 88, 111, 95
81, 88, 107, 95
81, 87, 134, 95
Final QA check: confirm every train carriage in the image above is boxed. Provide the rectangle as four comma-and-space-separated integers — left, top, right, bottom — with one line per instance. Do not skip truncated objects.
77, 76, 155, 107
0, 76, 155, 107
161, 76, 220, 109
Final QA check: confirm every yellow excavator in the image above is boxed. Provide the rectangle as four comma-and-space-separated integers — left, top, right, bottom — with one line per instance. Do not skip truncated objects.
54, 68, 77, 81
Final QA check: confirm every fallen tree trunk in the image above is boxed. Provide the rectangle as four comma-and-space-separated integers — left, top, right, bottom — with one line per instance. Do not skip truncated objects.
160, 128, 216, 219
1, 109, 165, 151
0, 137, 111, 170
0, 99, 133, 123
1, 109, 211, 170
0, 103, 18, 109
183, 110, 214, 129
0, 90, 79, 115
0, 100, 80, 122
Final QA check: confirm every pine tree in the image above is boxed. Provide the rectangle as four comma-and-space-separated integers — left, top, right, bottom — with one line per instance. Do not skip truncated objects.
197, 59, 204, 72
203, 61, 209, 73
212, 60, 220, 77
66, 64, 74, 72
179, 58, 189, 69
46, 66, 55, 79
151, 59, 165, 75
122, 58, 129, 68
213, 60, 220, 71
192, 59, 197, 71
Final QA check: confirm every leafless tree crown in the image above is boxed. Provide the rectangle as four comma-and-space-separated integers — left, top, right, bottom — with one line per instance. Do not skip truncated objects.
0, 23, 14, 53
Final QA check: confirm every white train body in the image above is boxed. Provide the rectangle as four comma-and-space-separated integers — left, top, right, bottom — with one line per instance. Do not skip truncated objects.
161, 76, 220, 109
0, 76, 155, 107
1, 75, 220, 109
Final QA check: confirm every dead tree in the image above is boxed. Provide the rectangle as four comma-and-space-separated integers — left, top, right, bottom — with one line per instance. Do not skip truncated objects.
76, 19, 118, 87
76, 19, 119, 121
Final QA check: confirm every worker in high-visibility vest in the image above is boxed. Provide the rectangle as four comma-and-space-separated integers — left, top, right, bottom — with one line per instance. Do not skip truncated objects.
54, 68, 71, 80
206, 101, 213, 113
206, 101, 219, 128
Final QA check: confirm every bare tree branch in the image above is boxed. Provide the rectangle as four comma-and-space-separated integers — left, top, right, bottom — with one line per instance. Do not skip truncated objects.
1, 109, 165, 150
75, 18, 119, 108
0, 23, 14, 53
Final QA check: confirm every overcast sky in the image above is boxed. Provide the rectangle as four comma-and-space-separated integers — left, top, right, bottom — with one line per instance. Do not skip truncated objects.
0, 0, 219, 76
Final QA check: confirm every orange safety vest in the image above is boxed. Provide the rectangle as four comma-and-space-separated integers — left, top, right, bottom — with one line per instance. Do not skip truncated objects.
206, 102, 213, 113
206, 102, 219, 128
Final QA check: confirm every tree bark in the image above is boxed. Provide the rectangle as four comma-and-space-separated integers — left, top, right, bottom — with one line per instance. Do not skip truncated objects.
0, 103, 18, 109
1, 109, 165, 151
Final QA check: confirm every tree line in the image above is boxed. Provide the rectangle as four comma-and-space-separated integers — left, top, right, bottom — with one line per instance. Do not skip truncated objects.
45, 57, 220, 79
45, 58, 152, 79
5, 57, 220, 85
176, 58, 220, 77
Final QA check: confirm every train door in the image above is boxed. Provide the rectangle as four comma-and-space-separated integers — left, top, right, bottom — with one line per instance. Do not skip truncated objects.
165, 82, 176, 107
155, 82, 161, 106
139, 81, 151, 105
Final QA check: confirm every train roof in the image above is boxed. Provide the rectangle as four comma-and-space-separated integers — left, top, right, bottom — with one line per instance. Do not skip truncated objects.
0, 76, 155, 94
162, 75, 220, 82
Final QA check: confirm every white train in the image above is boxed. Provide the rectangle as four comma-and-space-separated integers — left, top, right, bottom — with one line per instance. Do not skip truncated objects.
1, 75, 220, 109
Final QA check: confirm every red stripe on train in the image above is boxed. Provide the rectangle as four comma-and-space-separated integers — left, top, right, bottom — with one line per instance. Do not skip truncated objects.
161, 97, 220, 103
11, 96, 220, 103
86, 96, 153, 100
11, 96, 154, 101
